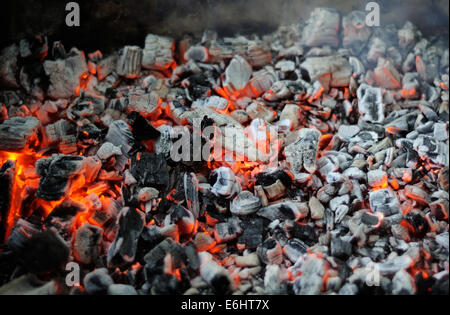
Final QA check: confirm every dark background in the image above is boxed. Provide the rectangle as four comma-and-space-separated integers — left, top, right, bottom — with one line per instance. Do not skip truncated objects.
1, 0, 449, 53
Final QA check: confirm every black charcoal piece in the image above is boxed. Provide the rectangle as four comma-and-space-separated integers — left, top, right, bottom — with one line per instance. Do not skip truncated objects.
290, 223, 315, 244
130, 153, 170, 190
331, 238, 353, 260
184, 173, 200, 219
237, 217, 264, 249
107, 207, 145, 268
144, 238, 186, 268
36, 155, 85, 201
127, 111, 161, 141
7, 220, 69, 273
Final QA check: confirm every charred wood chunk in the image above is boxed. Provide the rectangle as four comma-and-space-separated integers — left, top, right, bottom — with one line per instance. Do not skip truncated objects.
210, 167, 241, 199
43, 48, 88, 99
0, 116, 39, 152
7, 219, 69, 273
36, 155, 86, 201
0, 274, 57, 295
331, 238, 352, 260
144, 238, 186, 269
285, 128, 321, 174
184, 173, 200, 219
230, 191, 261, 215
300, 56, 352, 89
0, 161, 15, 242
199, 252, 233, 294
257, 238, 283, 265
116, 46, 142, 79
130, 152, 169, 190
290, 223, 316, 245
125, 92, 161, 118
107, 207, 145, 268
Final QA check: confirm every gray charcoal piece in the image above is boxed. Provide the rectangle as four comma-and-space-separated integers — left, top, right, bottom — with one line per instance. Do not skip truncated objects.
413, 135, 449, 166
224, 55, 252, 92
357, 84, 384, 124
214, 221, 242, 244
0, 44, 20, 88
210, 167, 241, 199
84, 268, 114, 295
301, 56, 352, 89
43, 48, 88, 99
0, 116, 39, 151
342, 11, 372, 50
184, 173, 200, 219
331, 238, 352, 260
230, 191, 261, 215
117, 46, 142, 79
142, 34, 175, 71
369, 188, 400, 216
107, 284, 138, 295
302, 8, 340, 47
285, 128, 321, 174
107, 207, 145, 267
73, 223, 103, 265
392, 270, 415, 295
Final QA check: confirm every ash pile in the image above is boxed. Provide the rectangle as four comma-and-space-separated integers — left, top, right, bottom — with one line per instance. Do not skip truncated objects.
0, 7, 449, 295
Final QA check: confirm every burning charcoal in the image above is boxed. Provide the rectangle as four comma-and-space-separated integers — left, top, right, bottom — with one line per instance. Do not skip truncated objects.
294, 255, 327, 295
107, 284, 138, 295
0, 161, 15, 241
435, 232, 449, 251
192, 96, 229, 113
257, 238, 283, 265
166, 205, 195, 236
402, 73, 420, 99
96, 142, 122, 160
246, 101, 276, 123
125, 92, 162, 118
67, 92, 105, 121
230, 191, 261, 215
369, 188, 400, 216
342, 11, 371, 52
0, 44, 20, 88
391, 224, 411, 242
438, 167, 449, 191
7, 221, 69, 273
392, 270, 416, 295
235, 252, 260, 268
285, 128, 321, 174
116, 46, 142, 79
413, 136, 449, 166
107, 207, 145, 267
404, 185, 429, 204
36, 155, 86, 201
43, 47, 88, 99
223, 55, 252, 94
309, 197, 325, 220
214, 221, 242, 244
331, 238, 352, 260
138, 187, 159, 203
300, 56, 352, 89
210, 167, 241, 199
279, 104, 301, 130
84, 268, 114, 295
302, 8, 340, 47
130, 153, 169, 191
0, 274, 58, 295
337, 125, 360, 142
367, 169, 388, 188
257, 201, 306, 222
0, 116, 39, 151
317, 184, 337, 203
357, 84, 384, 124
45, 200, 87, 237
198, 252, 233, 294
74, 223, 103, 265
127, 111, 160, 142
142, 34, 175, 71
374, 58, 402, 89
194, 232, 216, 252
284, 239, 309, 263
97, 53, 118, 81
